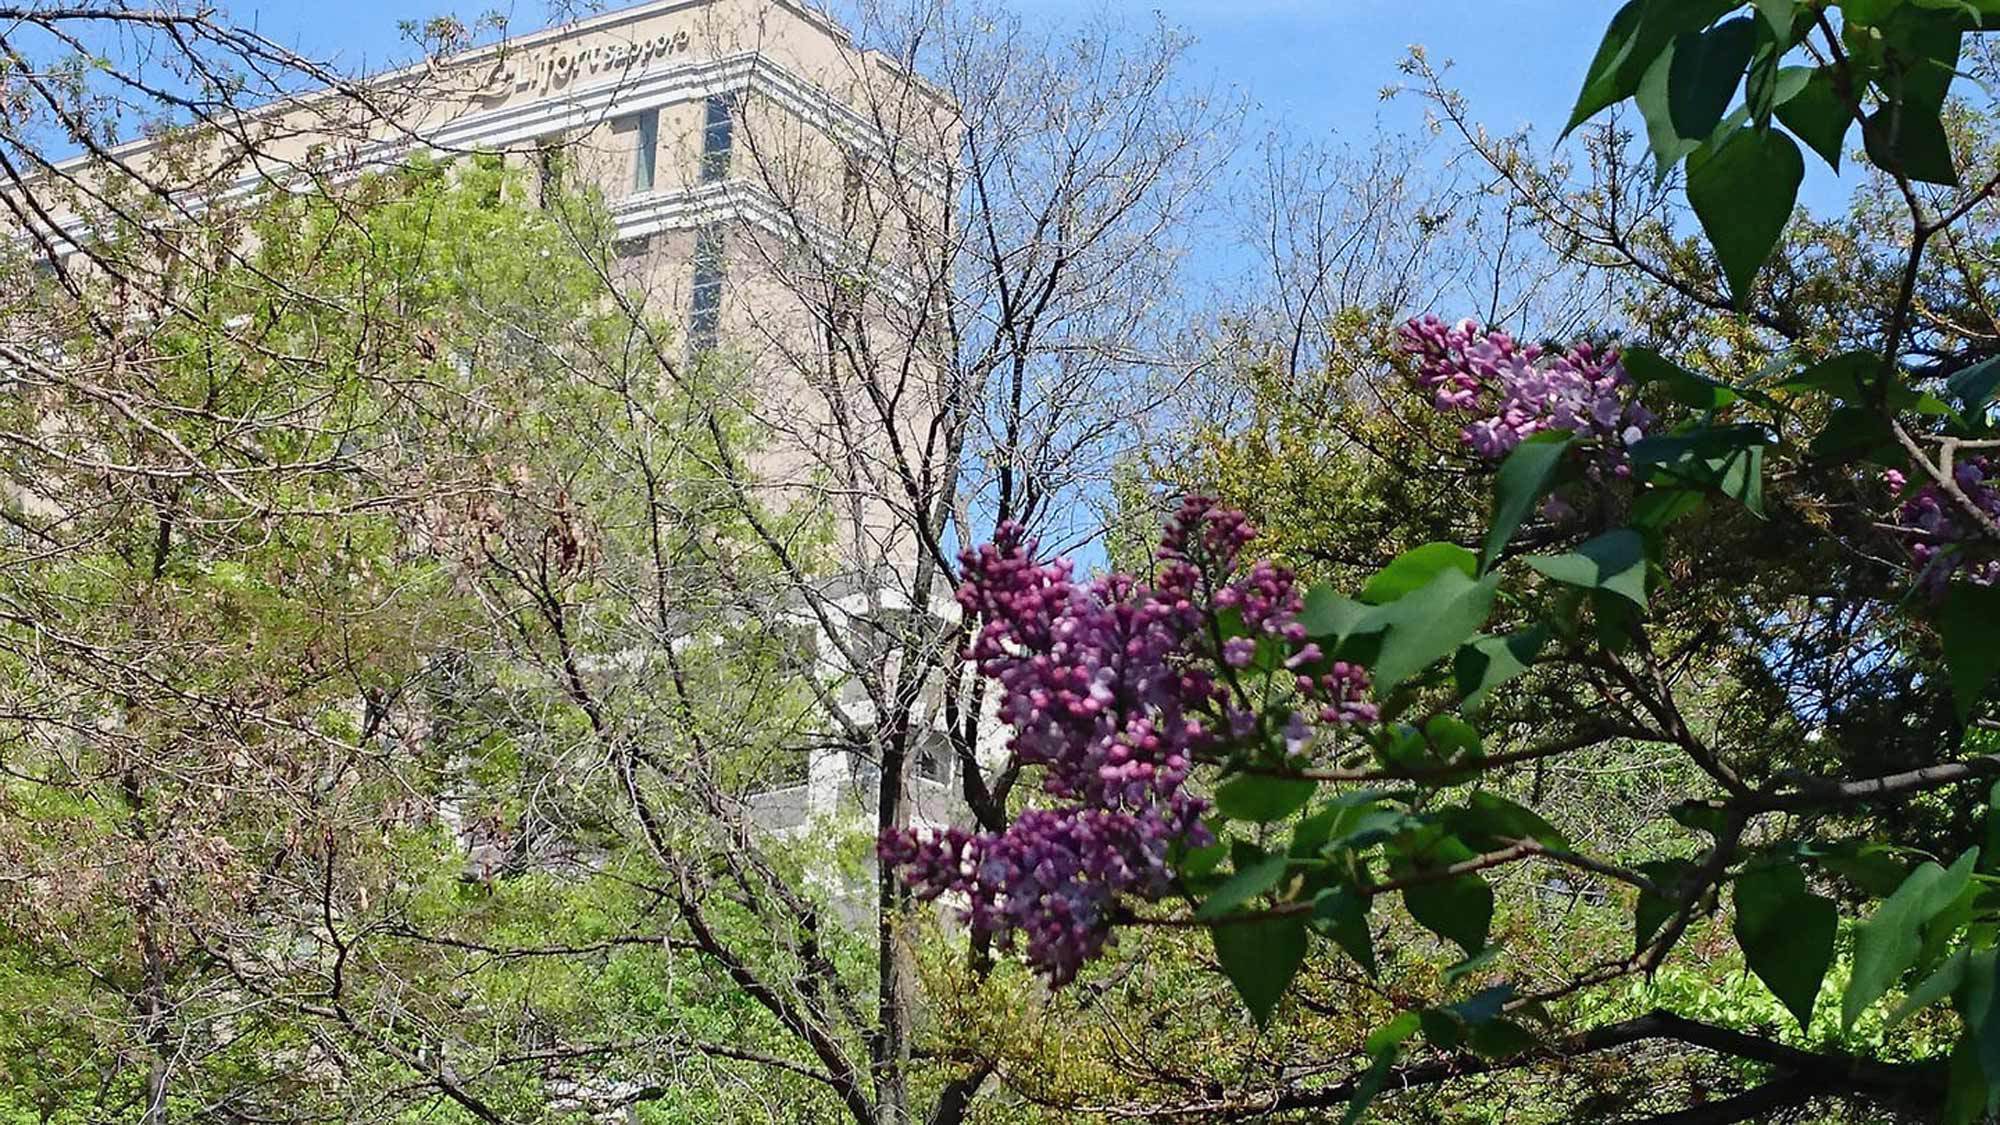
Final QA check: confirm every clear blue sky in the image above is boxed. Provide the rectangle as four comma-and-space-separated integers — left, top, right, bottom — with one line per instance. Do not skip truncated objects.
240, 0, 1611, 152
228, 0, 1859, 565
237, 0, 1854, 215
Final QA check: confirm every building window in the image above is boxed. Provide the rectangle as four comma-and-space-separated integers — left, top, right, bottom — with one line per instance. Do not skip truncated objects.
847, 750, 881, 799
840, 155, 864, 231
700, 93, 734, 183
914, 733, 954, 786
536, 138, 563, 208
631, 108, 658, 193
689, 224, 725, 355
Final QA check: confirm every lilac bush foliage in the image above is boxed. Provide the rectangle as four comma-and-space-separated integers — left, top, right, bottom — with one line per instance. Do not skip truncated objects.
1885, 459, 2000, 591
1399, 315, 1656, 468
879, 498, 1375, 984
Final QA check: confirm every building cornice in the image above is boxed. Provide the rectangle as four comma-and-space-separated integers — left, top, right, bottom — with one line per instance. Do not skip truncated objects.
38, 0, 947, 179
406, 51, 950, 198
26, 52, 950, 283
612, 179, 929, 308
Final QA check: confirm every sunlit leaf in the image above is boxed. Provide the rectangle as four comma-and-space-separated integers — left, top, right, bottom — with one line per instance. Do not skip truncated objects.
1940, 583, 2000, 722
1483, 430, 1574, 570
1213, 913, 1307, 1027
1734, 863, 1837, 1029
1686, 126, 1804, 308
1844, 848, 1980, 1030
1567, 0, 1740, 134
1525, 529, 1651, 608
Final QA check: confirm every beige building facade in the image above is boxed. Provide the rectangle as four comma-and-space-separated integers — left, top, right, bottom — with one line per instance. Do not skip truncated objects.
26, 0, 955, 561
17, 0, 978, 844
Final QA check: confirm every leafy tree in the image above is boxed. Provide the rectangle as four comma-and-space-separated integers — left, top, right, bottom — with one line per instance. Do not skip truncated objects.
882, 4, 2000, 1122
0, 144, 854, 1123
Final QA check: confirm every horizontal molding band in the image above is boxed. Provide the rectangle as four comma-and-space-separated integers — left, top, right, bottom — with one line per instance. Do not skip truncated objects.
26, 51, 945, 306
611, 179, 928, 308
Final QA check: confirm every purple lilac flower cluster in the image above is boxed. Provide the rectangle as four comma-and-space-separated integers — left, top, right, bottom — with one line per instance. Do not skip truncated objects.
879, 499, 1375, 984
1885, 460, 2000, 591
1308, 661, 1377, 728
1398, 315, 1656, 469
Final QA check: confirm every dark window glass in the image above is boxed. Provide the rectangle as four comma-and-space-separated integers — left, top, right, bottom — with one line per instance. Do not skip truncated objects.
689, 224, 725, 355
915, 735, 953, 785
536, 139, 563, 208
700, 94, 734, 183
847, 750, 881, 800
632, 108, 658, 192
840, 156, 863, 230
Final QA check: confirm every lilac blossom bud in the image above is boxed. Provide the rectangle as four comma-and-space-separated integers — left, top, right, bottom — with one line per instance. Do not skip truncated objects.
1884, 459, 2000, 594
1398, 315, 1656, 473
882, 499, 1380, 984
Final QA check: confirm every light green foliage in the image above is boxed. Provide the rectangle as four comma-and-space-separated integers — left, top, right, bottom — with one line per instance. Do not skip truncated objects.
1139, 309, 1484, 585
0, 156, 854, 1123
1120, 6, 2000, 1112
1084, 7, 2000, 1120
15, 2, 2000, 1122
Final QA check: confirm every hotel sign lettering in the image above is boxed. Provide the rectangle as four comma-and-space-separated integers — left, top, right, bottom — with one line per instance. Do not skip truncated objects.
473, 28, 694, 101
